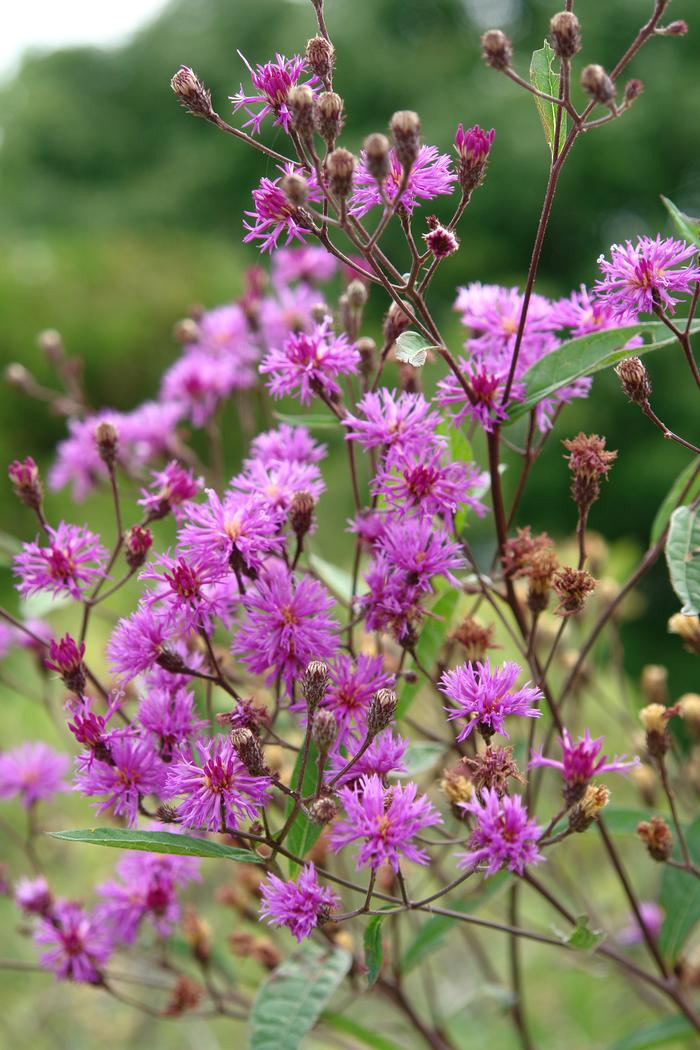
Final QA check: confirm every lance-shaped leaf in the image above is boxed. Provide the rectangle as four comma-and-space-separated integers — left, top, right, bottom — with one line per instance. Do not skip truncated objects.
665, 506, 700, 615
661, 195, 700, 249
529, 41, 565, 157
607, 1015, 695, 1050
249, 941, 352, 1050
659, 815, 700, 960
363, 914, 385, 987
50, 827, 262, 862
284, 741, 322, 877
650, 459, 700, 546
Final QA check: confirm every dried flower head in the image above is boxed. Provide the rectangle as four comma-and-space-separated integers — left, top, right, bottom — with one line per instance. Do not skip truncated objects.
562, 432, 617, 511
568, 783, 610, 832
463, 745, 524, 797
668, 612, 700, 655
550, 11, 582, 59
171, 66, 214, 119
452, 617, 496, 662
481, 30, 513, 71
615, 356, 652, 404
637, 816, 673, 861
553, 567, 596, 616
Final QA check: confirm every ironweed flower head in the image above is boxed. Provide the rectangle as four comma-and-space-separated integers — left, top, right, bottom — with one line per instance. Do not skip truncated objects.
34, 901, 112, 984
458, 788, 543, 876
350, 145, 456, 218
530, 728, 638, 803
165, 737, 271, 832
441, 659, 542, 741
595, 236, 700, 317
13, 523, 108, 601
259, 864, 339, 942
0, 742, 69, 808
230, 52, 319, 135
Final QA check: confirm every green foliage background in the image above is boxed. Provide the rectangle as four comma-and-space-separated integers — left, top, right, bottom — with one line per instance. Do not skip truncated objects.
1, 1, 699, 1047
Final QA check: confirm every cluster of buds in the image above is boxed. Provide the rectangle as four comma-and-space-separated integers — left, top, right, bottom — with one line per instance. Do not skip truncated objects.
8, 457, 43, 512
553, 566, 596, 616
568, 783, 610, 833
367, 687, 398, 737
463, 746, 524, 797
124, 524, 153, 571
637, 816, 673, 861
308, 794, 338, 826
639, 702, 678, 758
668, 612, 700, 655
170, 66, 215, 120
44, 634, 86, 695
301, 660, 330, 712
562, 432, 617, 516
451, 616, 496, 662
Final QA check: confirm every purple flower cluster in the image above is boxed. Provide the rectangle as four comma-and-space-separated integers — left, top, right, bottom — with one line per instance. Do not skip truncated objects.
259, 863, 339, 942
441, 659, 542, 741
459, 788, 543, 876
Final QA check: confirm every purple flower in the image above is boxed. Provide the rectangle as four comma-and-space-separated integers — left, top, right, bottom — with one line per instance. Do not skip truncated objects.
271, 246, 337, 287
618, 902, 664, 946
165, 737, 271, 831
138, 686, 207, 759
234, 564, 338, 693
13, 522, 108, 600
360, 553, 424, 641
139, 551, 224, 631
97, 848, 200, 944
529, 729, 639, 786
231, 458, 325, 513
48, 410, 124, 500
249, 423, 327, 467
259, 863, 339, 942
441, 659, 542, 741
330, 774, 441, 871
0, 742, 69, 807
244, 164, 322, 253
436, 360, 525, 433
160, 350, 246, 427
34, 901, 112, 983
552, 284, 640, 338
454, 283, 557, 358
179, 489, 284, 578
321, 653, 394, 740
375, 516, 464, 591
350, 145, 457, 217
108, 605, 187, 682
75, 736, 167, 827
595, 235, 700, 317
192, 303, 257, 361
458, 788, 543, 876
372, 446, 488, 519
327, 729, 408, 786
259, 282, 324, 348
454, 124, 495, 167
138, 461, 202, 522
231, 52, 319, 135
343, 389, 443, 457
45, 634, 86, 693
15, 876, 53, 915
260, 320, 360, 405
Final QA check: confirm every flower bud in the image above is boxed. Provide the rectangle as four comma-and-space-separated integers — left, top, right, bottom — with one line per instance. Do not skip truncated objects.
302, 660, 330, 711
679, 693, 700, 736
156, 803, 178, 823
367, 688, 398, 736
287, 84, 315, 142
357, 336, 376, 379
230, 727, 267, 776
311, 709, 338, 753
568, 782, 610, 832
615, 356, 651, 404
173, 317, 200, 344
326, 148, 356, 201
637, 816, 673, 861
481, 30, 513, 71
156, 648, 188, 675
45, 634, 86, 695
423, 222, 459, 260
308, 795, 338, 825
641, 665, 668, 705
280, 172, 309, 208
624, 79, 644, 105
124, 525, 152, 571
8, 457, 43, 511
163, 975, 204, 1017
640, 702, 672, 758
305, 35, 335, 82
183, 908, 211, 965
440, 767, 474, 806
37, 328, 64, 361
94, 421, 118, 468
363, 133, 391, 185
5, 363, 33, 391
668, 613, 700, 655
383, 300, 412, 344
660, 20, 688, 36
313, 91, 344, 146
390, 110, 421, 171
289, 490, 316, 539
580, 64, 616, 107
171, 66, 214, 119
550, 11, 581, 58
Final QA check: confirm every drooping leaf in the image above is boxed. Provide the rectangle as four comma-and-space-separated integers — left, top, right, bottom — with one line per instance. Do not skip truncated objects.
392, 741, 446, 779
529, 40, 566, 157
249, 941, 352, 1050
659, 815, 700, 960
651, 459, 700, 546
400, 872, 511, 973
50, 827, 262, 863
395, 581, 461, 718
661, 195, 700, 249
560, 914, 605, 951
506, 320, 700, 424
306, 552, 364, 605
395, 331, 439, 368
665, 506, 700, 615
323, 1013, 405, 1050
284, 741, 322, 877
363, 915, 385, 987
607, 1015, 695, 1050
273, 411, 338, 430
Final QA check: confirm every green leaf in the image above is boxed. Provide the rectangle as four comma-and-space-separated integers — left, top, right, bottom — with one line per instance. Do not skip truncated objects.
395, 581, 460, 718
285, 742, 322, 877
273, 411, 338, 430
363, 915, 385, 987
659, 815, 700, 960
651, 460, 700, 547
607, 1015, 695, 1050
506, 321, 700, 424
49, 828, 262, 863
665, 506, 700, 615
562, 914, 605, 951
392, 741, 445, 778
400, 872, 511, 973
306, 552, 363, 605
529, 40, 566, 157
661, 195, 700, 249
602, 808, 652, 836
323, 1013, 405, 1050
395, 331, 439, 368
249, 941, 352, 1050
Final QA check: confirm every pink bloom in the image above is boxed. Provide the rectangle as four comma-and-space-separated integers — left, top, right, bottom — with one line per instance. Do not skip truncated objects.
529, 729, 639, 786
350, 145, 457, 217
372, 446, 487, 519
165, 737, 271, 831
552, 284, 639, 337
75, 736, 167, 827
458, 788, 543, 876
321, 653, 394, 741
230, 458, 325, 513
139, 551, 224, 631
244, 165, 322, 253
454, 124, 495, 167
441, 659, 542, 740
0, 742, 69, 807
34, 901, 112, 983
192, 303, 256, 361
330, 774, 442, 872
436, 360, 525, 433
45, 634, 86, 694
13, 522, 108, 600
97, 848, 200, 944
138, 686, 207, 759
15, 876, 53, 915
595, 235, 700, 317
259, 863, 339, 942
271, 246, 337, 287
160, 350, 247, 427
231, 52, 319, 135
343, 389, 443, 457
249, 423, 327, 467
327, 729, 408, 786
179, 489, 284, 579
234, 564, 338, 693
360, 552, 424, 641
108, 605, 188, 682
375, 516, 464, 591
260, 320, 360, 405
618, 902, 664, 946
138, 461, 202, 522
259, 282, 324, 348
